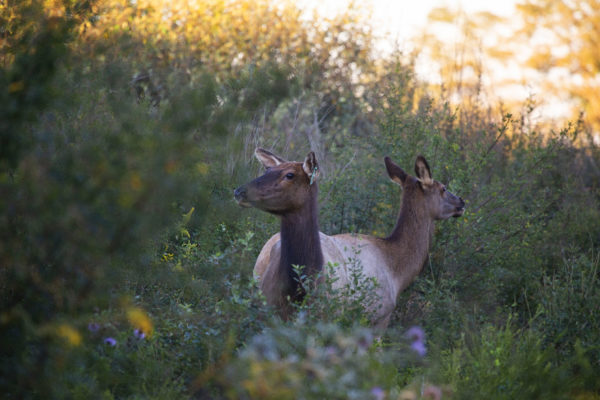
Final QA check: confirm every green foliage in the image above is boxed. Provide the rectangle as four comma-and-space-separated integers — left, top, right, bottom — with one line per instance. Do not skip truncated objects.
0, 0, 89, 169
534, 249, 600, 362
290, 258, 382, 329
2, 0, 600, 398
437, 320, 566, 399
216, 322, 418, 400
0, 1, 295, 396
435, 316, 600, 399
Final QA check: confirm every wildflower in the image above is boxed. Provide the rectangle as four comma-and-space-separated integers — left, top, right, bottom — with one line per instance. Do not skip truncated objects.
126, 307, 153, 337
88, 322, 100, 333
104, 337, 117, 346
411, 340, 427, 357
133, 329, 146, 340
405, 326, 425, 343
56, 324, 82, 347
406, 326, 426, 357
370, 386, 385, 400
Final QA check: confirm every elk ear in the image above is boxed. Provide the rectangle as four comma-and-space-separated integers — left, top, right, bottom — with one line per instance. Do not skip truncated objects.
302, 151, 319, 184
255, 148, 287, 169
385, 156, 407, 185
414, 155, 433, 185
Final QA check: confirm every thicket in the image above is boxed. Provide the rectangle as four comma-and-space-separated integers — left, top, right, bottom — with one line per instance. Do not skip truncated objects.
1, 1, 599, 399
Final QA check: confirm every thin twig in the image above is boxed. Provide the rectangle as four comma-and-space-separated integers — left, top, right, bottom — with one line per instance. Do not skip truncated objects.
321, 151, 357, 206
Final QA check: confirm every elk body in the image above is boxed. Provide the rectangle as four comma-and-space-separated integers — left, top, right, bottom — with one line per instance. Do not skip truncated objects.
234, 148, 465, 330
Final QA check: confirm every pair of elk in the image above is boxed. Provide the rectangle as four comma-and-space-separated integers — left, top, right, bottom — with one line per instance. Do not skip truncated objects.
234, 148, 465, 330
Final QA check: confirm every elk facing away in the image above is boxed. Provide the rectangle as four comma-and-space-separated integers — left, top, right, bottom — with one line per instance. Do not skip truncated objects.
234, 148, 465, 330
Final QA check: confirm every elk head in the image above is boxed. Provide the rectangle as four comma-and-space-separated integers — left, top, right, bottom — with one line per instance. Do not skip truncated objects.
234, 148, 320, 214
385, 155, 465, 220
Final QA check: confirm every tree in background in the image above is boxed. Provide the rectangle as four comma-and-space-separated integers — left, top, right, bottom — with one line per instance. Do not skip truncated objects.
415, 0, 600, 138
75, 0, 374, 98
511, 0, 600, 135
414, 7, 494, 103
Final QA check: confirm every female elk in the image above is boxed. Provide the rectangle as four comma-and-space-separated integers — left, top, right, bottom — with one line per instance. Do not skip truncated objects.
234, 149, 322, 317
234, 149, 464, 329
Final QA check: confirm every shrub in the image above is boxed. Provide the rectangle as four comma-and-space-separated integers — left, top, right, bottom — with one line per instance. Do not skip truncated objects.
534, 249, 600, 363
213, 322, 430, 400
437, 320, 566, 399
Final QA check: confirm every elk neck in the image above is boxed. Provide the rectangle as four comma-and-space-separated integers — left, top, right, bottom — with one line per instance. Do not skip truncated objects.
278, 185, 324, 299
384, 189, 435, 278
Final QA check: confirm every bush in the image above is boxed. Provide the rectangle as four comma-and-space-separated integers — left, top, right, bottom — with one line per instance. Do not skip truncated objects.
213, 322, 429, 400
534, 249, 600, 362
2, 0, 600, 398
436, 317, 600, 399
437, 320, 563, 399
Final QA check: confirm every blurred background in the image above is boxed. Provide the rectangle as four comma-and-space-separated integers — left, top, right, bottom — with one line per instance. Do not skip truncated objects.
1, 0, 599, 398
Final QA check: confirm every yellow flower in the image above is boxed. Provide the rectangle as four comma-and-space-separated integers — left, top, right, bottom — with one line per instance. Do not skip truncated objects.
56, 324, 82, 347
127, 307, 153, 337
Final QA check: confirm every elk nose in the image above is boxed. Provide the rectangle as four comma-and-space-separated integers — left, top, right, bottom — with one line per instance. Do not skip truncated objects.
234, 186, 246, 200
459, 197, 465, 207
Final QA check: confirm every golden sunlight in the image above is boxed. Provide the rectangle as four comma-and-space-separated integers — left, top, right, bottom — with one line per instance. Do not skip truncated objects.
297, 0, 589, 132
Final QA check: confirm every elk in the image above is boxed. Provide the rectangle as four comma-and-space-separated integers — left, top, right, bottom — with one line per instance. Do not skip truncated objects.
234, 148, 465, 330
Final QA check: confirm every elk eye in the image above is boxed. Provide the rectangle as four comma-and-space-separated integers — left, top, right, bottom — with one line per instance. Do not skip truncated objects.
285, 173, 295, 179
441, 186, 447, 193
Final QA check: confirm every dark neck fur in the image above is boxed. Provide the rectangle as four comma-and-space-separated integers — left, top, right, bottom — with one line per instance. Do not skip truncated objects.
278, 186, 323, 302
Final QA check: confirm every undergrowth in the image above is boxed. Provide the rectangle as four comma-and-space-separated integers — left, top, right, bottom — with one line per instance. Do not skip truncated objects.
1, 0, 599, 398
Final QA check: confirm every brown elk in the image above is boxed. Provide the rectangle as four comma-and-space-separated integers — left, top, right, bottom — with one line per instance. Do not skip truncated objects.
234, 148, 465, 329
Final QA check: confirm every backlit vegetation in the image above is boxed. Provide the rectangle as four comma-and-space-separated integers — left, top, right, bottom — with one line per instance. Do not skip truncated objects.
1, 0, 599, 398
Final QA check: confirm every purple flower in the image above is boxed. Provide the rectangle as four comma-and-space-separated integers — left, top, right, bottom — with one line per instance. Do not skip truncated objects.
88, 322, 100, 333
104, 337, 117, 346
411, 340, 427, 357
133, 329, 146, 340
370, 386, 385, 400
405, 326, 425, 343
406, 326, 427, 357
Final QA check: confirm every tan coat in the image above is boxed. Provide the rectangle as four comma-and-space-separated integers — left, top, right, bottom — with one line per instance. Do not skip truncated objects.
254, 219, 434, 330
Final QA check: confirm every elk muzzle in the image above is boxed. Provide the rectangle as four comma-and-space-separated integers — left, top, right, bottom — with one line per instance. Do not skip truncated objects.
453, 197, 466, 217
234, 186, 252, 208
